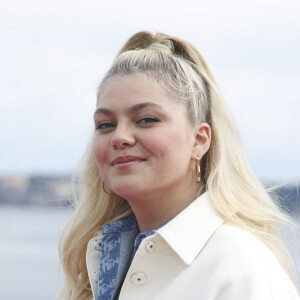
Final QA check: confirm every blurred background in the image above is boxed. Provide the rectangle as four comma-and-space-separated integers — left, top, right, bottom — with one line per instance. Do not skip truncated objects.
0, 0, 299, 298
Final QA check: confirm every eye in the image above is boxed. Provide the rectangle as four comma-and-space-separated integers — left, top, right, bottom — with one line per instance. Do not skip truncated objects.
137, 117, 159, 125
95, 122, 116, 130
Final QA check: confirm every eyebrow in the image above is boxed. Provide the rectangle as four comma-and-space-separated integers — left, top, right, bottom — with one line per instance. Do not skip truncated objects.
93, 102, 165, 117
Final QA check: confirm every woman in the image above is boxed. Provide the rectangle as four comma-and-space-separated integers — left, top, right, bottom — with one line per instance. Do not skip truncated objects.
59, 31, 299, 299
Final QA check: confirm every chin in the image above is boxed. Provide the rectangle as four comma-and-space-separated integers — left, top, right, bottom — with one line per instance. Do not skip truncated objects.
112, 183, 143, 200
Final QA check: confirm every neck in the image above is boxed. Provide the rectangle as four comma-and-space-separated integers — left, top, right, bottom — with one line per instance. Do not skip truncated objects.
126, 180, 202, 233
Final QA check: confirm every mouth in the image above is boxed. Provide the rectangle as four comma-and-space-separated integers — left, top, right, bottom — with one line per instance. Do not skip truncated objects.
111, 155, 146, 167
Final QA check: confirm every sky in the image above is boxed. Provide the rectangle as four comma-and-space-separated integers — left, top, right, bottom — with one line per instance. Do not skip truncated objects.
0, 0, 299, 181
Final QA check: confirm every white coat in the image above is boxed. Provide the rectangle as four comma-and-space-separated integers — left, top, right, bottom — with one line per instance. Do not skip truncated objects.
86, 193, 299, 299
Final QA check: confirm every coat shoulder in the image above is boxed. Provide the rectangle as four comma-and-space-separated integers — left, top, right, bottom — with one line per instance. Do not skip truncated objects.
196, 223, 299, 299
204, 224, 283, 276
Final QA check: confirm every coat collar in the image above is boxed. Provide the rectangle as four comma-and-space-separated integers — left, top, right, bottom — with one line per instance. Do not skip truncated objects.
157, 192, 224, 265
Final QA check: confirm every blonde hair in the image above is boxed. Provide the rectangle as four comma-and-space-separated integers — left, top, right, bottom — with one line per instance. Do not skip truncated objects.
59, 32, 296, 299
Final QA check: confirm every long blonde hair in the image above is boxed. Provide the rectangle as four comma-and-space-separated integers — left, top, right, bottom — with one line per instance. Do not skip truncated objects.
59, 31, 296, 299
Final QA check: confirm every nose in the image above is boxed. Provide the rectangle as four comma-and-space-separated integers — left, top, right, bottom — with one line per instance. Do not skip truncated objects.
111, 123, 136, 150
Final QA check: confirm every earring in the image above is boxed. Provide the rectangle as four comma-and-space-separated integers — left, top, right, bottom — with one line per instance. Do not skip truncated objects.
102, 182, 114, 195
195, 156, 201, 183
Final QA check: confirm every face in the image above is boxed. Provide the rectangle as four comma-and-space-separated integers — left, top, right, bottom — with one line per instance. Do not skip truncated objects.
93, 74, 199, 200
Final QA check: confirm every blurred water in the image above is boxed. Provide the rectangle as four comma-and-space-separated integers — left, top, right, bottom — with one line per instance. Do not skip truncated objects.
0, 206, 73, 300
0, 206, 299, 299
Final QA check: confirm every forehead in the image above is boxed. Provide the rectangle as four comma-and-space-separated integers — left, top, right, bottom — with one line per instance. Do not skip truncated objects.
97, 74, 178, 109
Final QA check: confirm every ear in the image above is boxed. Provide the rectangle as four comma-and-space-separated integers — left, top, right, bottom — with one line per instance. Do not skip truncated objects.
192, 123, 211, 161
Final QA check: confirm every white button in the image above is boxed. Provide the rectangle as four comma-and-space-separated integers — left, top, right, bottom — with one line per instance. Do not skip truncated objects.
145, 240, 156, 253
93, 239, 102, 251
131, 272, 147, 286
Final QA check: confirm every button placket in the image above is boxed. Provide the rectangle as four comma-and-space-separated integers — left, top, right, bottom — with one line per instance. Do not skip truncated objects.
92, 270, 99, 283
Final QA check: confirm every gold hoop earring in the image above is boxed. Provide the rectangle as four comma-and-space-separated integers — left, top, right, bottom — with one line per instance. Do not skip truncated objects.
195, 156, 201, 183
102, 182, 114, 195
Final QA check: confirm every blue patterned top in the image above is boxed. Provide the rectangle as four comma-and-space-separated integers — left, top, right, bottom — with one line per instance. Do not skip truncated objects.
97, 215, 159, 300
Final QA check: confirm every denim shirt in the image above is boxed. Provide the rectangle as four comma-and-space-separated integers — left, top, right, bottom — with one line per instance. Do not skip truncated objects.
97, 215, 158, 300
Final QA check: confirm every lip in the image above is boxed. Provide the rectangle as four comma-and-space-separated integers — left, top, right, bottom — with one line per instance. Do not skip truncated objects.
111, 155, 146, 166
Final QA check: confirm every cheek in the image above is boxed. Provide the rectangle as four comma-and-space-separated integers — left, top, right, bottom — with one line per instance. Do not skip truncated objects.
145, 133, 171, 157
93, 136, 108, 167
144, 129, 190, 159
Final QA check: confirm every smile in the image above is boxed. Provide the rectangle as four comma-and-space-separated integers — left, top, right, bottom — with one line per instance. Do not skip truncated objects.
111, 156, 146, 168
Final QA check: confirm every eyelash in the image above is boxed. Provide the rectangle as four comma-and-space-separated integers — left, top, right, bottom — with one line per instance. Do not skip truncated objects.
96, 122, 115, 130
95, 117, 159, 131
137, 117, 159, 124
